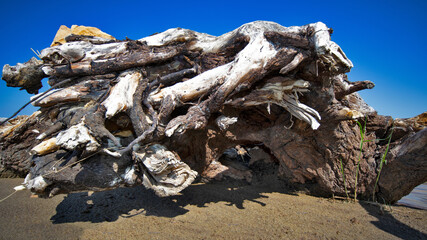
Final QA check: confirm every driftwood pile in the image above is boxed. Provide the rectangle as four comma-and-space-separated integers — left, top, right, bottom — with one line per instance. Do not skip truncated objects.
1, 22, 426, 202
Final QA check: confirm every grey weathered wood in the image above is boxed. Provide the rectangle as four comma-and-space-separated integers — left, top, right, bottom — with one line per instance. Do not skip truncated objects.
2, 57, 46, 94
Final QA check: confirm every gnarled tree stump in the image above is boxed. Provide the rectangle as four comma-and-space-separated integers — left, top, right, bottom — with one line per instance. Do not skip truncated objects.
1, 22, 425, 202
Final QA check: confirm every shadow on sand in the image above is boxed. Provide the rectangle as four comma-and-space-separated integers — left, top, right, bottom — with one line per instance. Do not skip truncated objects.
360, 202, 427, 240
51, 176, 294, 224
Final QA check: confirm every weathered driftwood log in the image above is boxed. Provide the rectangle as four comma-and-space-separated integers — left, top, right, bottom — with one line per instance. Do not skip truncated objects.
1, 22, 426, 202
2, 57, 46, 94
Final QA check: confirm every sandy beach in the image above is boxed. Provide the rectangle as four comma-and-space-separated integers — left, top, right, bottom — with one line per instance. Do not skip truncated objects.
0, 178, 426, 240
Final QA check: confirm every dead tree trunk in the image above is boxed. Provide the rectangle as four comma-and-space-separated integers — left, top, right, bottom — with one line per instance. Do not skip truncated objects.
1, 22, 425, 202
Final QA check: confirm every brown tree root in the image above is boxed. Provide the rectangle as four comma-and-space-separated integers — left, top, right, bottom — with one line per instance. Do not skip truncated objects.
1, 21, 425, 203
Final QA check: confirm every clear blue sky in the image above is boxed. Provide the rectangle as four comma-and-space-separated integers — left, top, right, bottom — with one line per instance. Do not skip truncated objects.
0, 0, 425, 118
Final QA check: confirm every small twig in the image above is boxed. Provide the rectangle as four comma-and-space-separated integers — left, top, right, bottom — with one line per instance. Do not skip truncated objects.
41, 150, 101, 177
49, 153, 67, 173
0, 190, 19, 203
284, 114, 294, 129
0, 78, 75, 126
31, 48, 41, 59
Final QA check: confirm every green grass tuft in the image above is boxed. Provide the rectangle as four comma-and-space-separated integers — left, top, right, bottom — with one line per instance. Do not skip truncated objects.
372, 125, 394, 201
354, 119, 367, 201
339, 157, 349, 200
